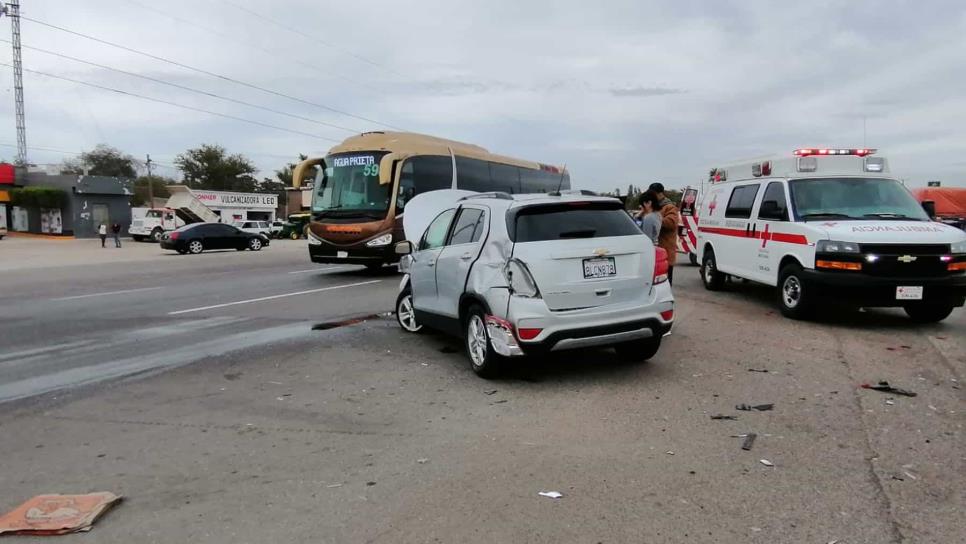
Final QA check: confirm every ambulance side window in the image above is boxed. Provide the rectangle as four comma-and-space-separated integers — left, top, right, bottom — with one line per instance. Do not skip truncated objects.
725, 184, 760, 219
757, 182, 788, 221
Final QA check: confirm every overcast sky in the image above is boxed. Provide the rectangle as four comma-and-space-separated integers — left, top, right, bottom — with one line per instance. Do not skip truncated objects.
2, 0, 964, 190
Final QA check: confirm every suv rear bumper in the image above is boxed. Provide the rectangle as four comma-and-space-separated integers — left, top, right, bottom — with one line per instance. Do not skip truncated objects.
799, 268, 966, 307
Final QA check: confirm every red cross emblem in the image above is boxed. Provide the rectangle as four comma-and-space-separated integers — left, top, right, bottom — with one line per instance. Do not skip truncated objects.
708, 194, 718, 214
820, 222, 838, 227
760, 223, 771, 248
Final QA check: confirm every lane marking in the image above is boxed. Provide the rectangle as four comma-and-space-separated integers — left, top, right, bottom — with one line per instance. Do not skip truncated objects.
287, 266, 350, 275
0, 339, 98, 363
51, 286, 164, 301
167, 280, 383, 315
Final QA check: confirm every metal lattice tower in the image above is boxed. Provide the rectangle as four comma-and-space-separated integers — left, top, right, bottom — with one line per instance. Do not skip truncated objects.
2, 1, 26, 165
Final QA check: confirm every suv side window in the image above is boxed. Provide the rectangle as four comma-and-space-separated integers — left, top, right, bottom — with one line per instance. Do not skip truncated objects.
420, 209, 456, 250
725, 184, 760, 219
757, 182, 788, 221
448, 208, 485, 245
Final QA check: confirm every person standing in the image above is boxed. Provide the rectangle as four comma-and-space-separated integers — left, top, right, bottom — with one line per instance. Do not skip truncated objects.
648, 183, 680, 285
637, 191, 662, 245
111, 222, 122, 248
98, 223, 107, 248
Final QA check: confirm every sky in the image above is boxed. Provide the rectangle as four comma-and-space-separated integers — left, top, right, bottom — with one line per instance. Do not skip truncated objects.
1, 0, 964, 190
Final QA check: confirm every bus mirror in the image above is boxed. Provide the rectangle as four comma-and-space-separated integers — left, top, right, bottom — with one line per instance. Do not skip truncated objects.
394, 240, 413, 255
292, 157, 325, 189
379, 153, 398, 185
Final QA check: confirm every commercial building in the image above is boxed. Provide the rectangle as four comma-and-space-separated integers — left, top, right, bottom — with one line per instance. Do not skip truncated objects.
191, 189, 278, 223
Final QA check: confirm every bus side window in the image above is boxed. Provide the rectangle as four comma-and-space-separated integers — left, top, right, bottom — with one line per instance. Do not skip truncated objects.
455, 157, 491, 192
413, 156, 453, 194
489, 162, 521, 194
396, 161, 415, 213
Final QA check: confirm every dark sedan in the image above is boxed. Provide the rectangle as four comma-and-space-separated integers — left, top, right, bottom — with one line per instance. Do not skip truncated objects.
160, 222, 270, 255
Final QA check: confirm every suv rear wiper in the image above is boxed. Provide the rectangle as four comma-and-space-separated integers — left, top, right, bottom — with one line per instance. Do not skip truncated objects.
800, 213, 856, 221
559, 229, 596, 239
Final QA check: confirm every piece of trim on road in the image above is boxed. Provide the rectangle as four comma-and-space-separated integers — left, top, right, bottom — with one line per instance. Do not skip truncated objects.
287, 266, 350, 274
167, 280, 383, 315
51, 286, 164, 301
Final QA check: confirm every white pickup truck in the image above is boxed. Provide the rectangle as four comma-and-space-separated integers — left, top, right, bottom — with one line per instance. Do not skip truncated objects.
129, 207, 185, 242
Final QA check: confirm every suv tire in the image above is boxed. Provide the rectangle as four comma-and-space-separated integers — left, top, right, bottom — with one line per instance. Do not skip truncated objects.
615, 336, 661, 362
778, 263, 813, 319
701, 249, 726, 290
904, 303, 954, 323
465, 305, 503, 379
396, 288, 422, 333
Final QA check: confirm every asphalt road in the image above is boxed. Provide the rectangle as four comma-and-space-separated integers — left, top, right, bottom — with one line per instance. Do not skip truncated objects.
0, 238, 963, 543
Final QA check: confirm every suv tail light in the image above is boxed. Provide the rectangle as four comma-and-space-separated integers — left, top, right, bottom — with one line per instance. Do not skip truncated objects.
653, 247, 669, 284
504, 258, 540, 298
169, 231, 180, 240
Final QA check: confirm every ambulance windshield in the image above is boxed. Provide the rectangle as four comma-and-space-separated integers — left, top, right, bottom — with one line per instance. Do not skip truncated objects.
789, 178, 929, 221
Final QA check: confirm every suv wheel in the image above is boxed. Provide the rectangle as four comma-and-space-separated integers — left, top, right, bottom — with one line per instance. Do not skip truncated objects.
701, 249, 726, 290
615, 336, 662, 362
396, 289, 422, 333
778, 263, 812, 319
904, 303, 954, 323
188, 240, 204, 254
465, 305, 503, 378
248, 238, 263, 251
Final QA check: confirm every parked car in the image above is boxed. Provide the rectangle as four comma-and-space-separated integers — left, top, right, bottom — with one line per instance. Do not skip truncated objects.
234, 220, 272, 237
394, 192, 674, 378
160, 222, 270, 254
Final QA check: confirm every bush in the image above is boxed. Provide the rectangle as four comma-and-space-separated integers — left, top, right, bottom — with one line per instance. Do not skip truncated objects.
10, 186, 69, 209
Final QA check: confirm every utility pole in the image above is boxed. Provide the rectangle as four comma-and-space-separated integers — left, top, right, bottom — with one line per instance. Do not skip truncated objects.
1, 1, 26, 166
145, 154, 154, 207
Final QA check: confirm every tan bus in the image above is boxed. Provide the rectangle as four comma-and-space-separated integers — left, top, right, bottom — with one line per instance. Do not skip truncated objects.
292, 131, 570, 268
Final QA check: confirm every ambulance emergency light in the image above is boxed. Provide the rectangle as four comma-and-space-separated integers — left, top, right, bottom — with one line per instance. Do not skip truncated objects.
794, 148, 876, 157
794, 148, 885, 173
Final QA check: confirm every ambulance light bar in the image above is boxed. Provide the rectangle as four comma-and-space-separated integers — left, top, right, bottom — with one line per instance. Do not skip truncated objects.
794, 148, 876, 157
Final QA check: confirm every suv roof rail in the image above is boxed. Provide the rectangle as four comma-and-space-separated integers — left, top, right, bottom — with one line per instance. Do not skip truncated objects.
547, 189, 598, 196
459, 191, 514, 201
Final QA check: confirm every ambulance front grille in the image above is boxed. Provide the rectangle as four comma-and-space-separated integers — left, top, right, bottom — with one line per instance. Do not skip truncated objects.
860, 244, 950, 256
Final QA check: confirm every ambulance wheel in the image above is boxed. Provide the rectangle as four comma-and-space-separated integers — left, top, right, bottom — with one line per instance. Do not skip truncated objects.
615, 336, 661, 362
701, 250, 726, 291
150, 228, 163, 243
778, 264, 813, 319
903, 303, 954, 323
689, 252, 698, 266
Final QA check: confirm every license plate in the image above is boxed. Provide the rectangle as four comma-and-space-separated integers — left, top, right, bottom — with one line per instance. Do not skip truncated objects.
583, 257, 616, 279
337, 251, 348, 259
896, 286, 923, 300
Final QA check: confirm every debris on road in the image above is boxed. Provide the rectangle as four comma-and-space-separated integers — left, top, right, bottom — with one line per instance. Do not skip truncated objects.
326, 484, 343, 488
747, 368, 769, 373
483, 390, 498, 395
759, 459, 774, 467
736, 403, 774, 411
885, 399, 895, 406
538, 491, 563, 499
665, 451, 675, 455
741, 433, 757, 451
710, 414, 738, 420
861, 381, 917, 397
416, 458, 429, 464
0, 492, 121, 536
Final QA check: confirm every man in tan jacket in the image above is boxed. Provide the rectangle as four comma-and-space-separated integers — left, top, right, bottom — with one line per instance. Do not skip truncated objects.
648, 183, 679, 285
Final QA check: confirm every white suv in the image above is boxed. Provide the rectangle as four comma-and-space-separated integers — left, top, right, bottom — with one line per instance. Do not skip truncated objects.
234, 221, 272, 236
394, 192, 674, 378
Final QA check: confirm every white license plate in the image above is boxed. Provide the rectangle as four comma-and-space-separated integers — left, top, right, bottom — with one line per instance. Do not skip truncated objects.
583, 257, 616, 279
337, 251, 348, 259
896, 286, 923, 300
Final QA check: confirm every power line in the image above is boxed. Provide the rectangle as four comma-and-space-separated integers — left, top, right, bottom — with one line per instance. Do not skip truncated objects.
20, 16, 403, 130
2, 39, 362, 134
3, 62, 342, 142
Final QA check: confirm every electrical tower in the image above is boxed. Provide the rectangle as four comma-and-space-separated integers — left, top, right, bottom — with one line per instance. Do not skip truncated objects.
1, 1, 26, 165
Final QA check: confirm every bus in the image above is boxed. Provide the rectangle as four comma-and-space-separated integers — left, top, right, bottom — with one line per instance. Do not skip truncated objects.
291, 131, 570, 268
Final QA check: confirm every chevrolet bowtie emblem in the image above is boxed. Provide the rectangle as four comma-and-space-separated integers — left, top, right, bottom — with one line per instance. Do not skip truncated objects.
897, 255, 917, 263
594, 248, 609, 256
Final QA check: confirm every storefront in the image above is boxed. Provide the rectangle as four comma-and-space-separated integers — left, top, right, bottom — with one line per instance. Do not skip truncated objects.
192, 190, 278, 223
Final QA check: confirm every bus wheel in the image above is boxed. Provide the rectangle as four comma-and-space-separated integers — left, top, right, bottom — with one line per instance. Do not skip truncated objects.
778, 264, 813, 319
904, 303, 954, 323
701, 250, 726, 291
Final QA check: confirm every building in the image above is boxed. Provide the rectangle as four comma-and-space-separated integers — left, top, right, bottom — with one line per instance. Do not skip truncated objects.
191, 189, 278, 223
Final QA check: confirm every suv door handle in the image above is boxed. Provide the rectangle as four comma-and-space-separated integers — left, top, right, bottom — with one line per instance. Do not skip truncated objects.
460, 253, 473, 261
427, 261, 435, 267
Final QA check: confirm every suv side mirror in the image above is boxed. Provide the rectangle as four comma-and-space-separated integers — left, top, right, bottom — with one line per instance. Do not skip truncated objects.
758, 200, 787, 221
394, 240, 413, 255
921, 200, 936, 219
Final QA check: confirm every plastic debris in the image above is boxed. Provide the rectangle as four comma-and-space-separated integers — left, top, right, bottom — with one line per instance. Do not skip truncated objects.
711, 414, 738, 420
483, 390, 498, 395
759, 459, 774, 467
538, 491, 563, 499
861, 381, 917, 397
416, 458, 429, 464
736, 403, 774, 411
665, 451, 675, 455
0, 492, 121, 536
747, 368, 769, 373
885, 399, 895, 405
326, 484, 343, 488
741, 433, 757, 451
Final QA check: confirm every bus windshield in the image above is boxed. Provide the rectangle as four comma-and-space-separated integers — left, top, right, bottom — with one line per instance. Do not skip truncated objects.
789, 178, 929, 221
313, 151, 390, 219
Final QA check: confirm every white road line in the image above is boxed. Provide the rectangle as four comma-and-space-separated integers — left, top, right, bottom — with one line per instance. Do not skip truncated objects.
287, 266, 350, 275
51, 286, 164, 301
0, 339, 98, 363
167, 280, 383, 315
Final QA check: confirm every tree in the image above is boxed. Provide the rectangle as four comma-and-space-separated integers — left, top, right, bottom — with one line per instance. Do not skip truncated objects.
273, 154, 311, 186
59, 157, 84, 175
77, 144, 138, 178
131, 175, 175, 207
174, 144, 258, 192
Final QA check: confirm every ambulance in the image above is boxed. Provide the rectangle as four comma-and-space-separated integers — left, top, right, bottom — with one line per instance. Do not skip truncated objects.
696, 148, 966, 322
677, 186, 700, 265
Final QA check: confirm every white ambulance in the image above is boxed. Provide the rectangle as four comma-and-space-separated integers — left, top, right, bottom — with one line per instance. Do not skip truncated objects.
696, 148, 966, 322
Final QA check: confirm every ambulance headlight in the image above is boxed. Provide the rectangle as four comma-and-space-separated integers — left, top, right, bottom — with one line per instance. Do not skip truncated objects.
951, 239, 966, 254
816, 240, 860, 253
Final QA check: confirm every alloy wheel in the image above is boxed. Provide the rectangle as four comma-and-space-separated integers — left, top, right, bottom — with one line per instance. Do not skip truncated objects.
467, 315, 488, 367
397, 294, 422, 332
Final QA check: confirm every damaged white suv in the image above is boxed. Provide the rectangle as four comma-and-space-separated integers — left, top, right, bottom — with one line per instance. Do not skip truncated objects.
394, 191, 674, 378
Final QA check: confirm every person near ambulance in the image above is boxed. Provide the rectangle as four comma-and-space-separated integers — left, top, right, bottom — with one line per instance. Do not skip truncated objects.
637, 191, 662, 245
648, 183, 680, 285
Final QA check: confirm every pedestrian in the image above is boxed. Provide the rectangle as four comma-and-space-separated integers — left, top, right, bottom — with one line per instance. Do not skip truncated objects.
647, 182, 680, 285
98, 223, 107, 248
637, 190, 662, 245
111, 222, 122, 248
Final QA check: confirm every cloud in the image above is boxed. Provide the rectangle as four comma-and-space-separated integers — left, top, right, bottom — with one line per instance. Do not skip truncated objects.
608, 86, 686, 98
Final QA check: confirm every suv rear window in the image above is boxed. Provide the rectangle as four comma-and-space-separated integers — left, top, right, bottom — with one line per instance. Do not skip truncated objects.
509, 202, 641, 242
